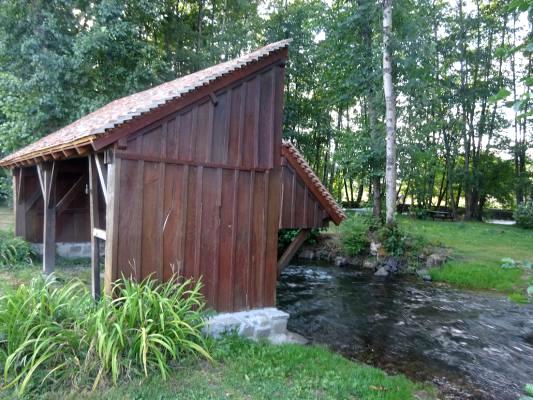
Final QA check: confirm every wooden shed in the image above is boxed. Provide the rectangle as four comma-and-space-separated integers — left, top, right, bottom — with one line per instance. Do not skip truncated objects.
0, 40, 345, 312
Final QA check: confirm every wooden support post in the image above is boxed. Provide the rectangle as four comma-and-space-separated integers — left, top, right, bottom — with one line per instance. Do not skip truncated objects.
88, 155, 101, 300
37, 162, 57, 275
94, 153, 108, 204
104, 150, 120, 296
277, 229, 311, 276
12, 168, 26, 238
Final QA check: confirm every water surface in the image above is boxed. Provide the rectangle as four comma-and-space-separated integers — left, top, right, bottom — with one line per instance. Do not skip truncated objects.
277, 263, 533, 400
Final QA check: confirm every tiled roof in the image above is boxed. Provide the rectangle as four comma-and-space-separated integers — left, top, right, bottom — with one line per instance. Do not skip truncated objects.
1, 39, 291, 167
282, 141, 346, 225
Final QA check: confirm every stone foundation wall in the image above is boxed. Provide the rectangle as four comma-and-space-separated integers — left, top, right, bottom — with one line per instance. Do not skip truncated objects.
203, 308, 306, 345
31, 242, 93, 259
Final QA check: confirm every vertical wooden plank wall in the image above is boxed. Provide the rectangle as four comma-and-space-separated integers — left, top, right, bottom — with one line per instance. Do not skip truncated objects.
279, 162, 329, 229
112, 65, 284, 311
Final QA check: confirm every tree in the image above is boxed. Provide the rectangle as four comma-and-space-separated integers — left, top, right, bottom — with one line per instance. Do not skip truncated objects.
382, 0, 397, 225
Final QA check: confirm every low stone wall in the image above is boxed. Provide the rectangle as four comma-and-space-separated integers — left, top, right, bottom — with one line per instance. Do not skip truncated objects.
31, 242, 92, 259
203, 308, 307, 345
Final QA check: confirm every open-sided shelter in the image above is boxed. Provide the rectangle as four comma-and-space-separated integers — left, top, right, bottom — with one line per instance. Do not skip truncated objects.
0, 40, 345, 312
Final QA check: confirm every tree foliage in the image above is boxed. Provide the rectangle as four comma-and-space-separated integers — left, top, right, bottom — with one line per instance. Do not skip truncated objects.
0, 0, 530, 218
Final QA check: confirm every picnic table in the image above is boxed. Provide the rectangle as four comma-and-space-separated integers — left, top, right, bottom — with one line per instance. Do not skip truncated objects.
427, 210, 454, 221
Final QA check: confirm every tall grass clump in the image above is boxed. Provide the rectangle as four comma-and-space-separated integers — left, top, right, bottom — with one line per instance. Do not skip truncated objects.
0, 275, 210, 395
0, 230, 34, 268
88, 276, 211, 386
0, 277, 91, 394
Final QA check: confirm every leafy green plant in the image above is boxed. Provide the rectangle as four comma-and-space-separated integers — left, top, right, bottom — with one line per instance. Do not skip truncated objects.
339, 214, 372, 256
500, 257, 517, 268
378, 224, 427, 258
0, 275, 211, 395
514, 201, 533, 229
0, 276, 91, 394
520, 383, 533, 400
88, 276, 211, 386
0, 230, 33, 268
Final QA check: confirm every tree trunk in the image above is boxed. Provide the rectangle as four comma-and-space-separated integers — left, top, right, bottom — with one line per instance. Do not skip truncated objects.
383, 0, 397, 226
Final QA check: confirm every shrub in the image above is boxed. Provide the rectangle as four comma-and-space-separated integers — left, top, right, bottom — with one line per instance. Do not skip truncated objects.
0, 230, 33, 268
378, 224, 427, 258
514, 201, 533, 229
339, 214, 373, 256
0, 275, 210, 395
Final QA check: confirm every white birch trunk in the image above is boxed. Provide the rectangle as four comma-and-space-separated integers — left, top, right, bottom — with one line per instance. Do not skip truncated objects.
382, 0, 397, 226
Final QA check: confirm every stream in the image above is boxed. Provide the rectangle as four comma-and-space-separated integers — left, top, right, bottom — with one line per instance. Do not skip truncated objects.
276, 263, 533, 400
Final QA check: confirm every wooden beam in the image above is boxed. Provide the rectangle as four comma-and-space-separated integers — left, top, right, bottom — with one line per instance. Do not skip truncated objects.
104, 151, 121, 296
93, 228, 106, 241
94, 153, 108, 204
277, 229, 311, 276
24, 189, 41, 213
13, 168, 26, 238
39, 162, 57, 275
89, 155, 101, 300
56, 174, 87, 215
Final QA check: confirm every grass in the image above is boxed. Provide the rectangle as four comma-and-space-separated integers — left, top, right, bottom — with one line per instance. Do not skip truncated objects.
0, 205, 430, 399
398, 217, 533, 297
30, 336, 431, 400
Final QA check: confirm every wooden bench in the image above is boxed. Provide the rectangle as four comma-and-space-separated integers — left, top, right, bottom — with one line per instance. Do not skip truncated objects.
427, 210, 454, 221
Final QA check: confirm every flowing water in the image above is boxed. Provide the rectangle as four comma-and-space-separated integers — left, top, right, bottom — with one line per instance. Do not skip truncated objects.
277, 263, 533, 400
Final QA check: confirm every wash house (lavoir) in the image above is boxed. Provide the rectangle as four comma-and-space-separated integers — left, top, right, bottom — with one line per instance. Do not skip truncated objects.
0, 40, 345, 312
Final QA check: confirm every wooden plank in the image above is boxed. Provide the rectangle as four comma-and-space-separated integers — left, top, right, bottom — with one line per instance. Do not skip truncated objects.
94, 153, 108, 204
258, 69, 275, 168
41, 162, 57, 275
193, 100, 213, 163
156, 124, 167, 281
184, 166, 199, 280
114, 151, 268, 172
277, 229, 311, 275
211, 91, 230, 164
246, 170, 256, 307
199, 168, 221, 307
104, 152, 121, 295
89, 155, 101, 300
13, 168, 26, 238
56, 174, 87, 215
217, 169, 237, 311
272, 65, 286, 167
264, 168, 281, 305
193, 167, 203, 279
141, 160, 159, 280
243, 77, 260, 168
234, 171, 251, 310
228, 85, 244, 166
93, 228, 106, 241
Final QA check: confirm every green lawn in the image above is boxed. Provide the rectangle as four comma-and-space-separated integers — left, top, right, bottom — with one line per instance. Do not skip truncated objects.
33, 337, 431, 400
398, 217, 533, 297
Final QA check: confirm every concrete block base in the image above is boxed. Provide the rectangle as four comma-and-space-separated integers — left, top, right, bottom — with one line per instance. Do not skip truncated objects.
204, 307, 307, 345
31, 241, 99, 259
